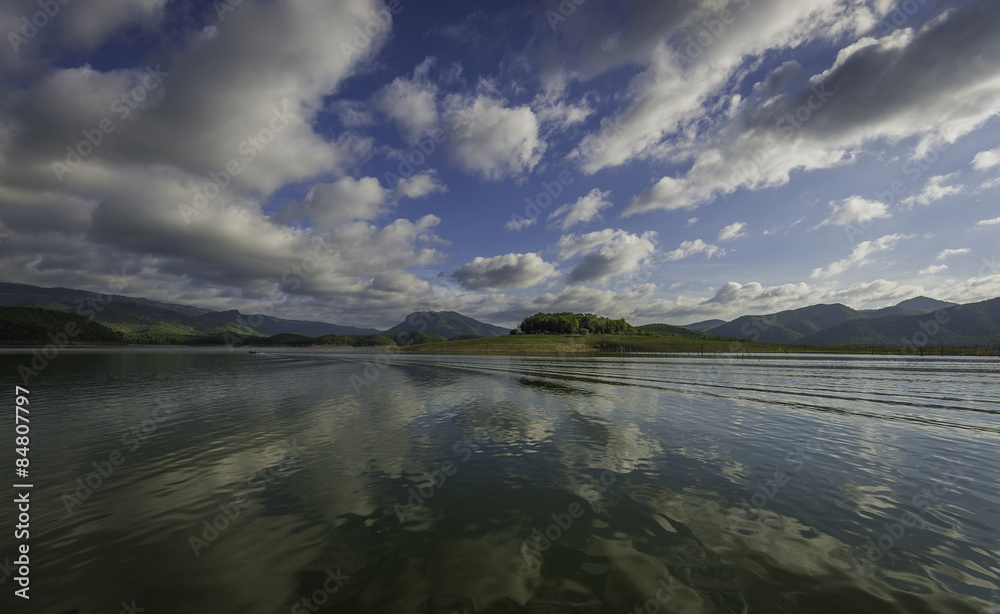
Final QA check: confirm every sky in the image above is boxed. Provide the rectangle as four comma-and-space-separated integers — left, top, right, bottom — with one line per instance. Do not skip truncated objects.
1, 0, 999, 329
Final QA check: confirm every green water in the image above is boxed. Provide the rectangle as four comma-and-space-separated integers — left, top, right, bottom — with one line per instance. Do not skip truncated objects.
1, 348, 998, 613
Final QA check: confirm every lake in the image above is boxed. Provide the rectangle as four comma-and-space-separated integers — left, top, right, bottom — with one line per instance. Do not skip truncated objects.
1, 348, 998, 613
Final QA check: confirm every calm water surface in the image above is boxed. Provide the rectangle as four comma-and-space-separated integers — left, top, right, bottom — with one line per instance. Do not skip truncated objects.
1, 348, 998, 613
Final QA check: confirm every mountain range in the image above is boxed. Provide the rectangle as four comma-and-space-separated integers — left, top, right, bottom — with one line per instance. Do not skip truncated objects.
0, 283, 509, 344
681, 295, 1000, 347
2, 282, 999, 348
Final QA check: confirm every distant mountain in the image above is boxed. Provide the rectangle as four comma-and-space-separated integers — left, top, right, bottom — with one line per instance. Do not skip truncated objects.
635, 323, 712, 339
385, 311, 509, 340
0, 305, 124, 344
707, 303, 864, 343
0, 282, 378, 343
858, 306, 923, 318
678, 319, 727, 332
797, 298, 1000, 347
894, 296, 958, 313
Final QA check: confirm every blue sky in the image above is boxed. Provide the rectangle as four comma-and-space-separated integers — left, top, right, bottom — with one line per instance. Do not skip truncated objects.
1, 0, 998, 328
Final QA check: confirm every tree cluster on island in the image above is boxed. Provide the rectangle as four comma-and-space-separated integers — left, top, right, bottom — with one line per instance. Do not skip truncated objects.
511, 312, 642, 336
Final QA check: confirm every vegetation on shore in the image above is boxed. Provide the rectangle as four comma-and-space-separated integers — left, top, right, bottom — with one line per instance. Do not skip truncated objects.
0, 305, 125, 345
400, 333, 998, 356
2, 305, 996, 358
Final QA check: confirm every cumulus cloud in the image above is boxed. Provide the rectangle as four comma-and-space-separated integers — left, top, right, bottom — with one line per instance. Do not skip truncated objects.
443, 93, 545, 181
717, 222, 747, 242
974, 217, 1000, 229
936, 248, 970, 261
557, 229, 657, 284
451, 252, 558, 292
664, 239, 723, 261
505, 217, 537, 232
378, 57, 440, 145
919, 264, 948, 275
548, 188, 611, 230
810, 233, 913, 279
901, 173, 963, 208
815, 196, 891, 228
972, 145, 1000, 170
612, 2, 1000, 216
296, 176, 389, 226
394, 172, 447, 199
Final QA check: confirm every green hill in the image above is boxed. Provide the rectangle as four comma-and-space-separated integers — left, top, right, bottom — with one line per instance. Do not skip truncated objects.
0, 282, 379, 343
708, 303, 865, 343
635, 323, 712, 338
678, 319, 727, 332
798, 298, 1000, 347
385, 311, 509, 340
0, 305, 124, 344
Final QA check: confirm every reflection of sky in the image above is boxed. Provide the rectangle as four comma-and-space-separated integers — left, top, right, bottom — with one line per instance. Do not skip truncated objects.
7, 350, 999, 613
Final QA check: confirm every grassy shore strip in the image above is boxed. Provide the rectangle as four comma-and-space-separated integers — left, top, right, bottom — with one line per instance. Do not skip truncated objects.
399, 334, 1000, 356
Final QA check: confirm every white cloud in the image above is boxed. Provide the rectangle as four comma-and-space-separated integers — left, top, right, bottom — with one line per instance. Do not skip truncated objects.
298, 177, 389, 226
972, 145, 1000, 170
378, 58, 440, 145
394, 172, 446, 199
451, 252, 558, 292
556, 229, 657, 284
332, 100, 375, 128
548, 188, 611, 230
504, 217, 537, 232
936, 248, 970, 261
534, 92, 594, 130
901, 173, 963, 208
816, 196, 891, 228
919, 264, 948, 275
443, 94, 545, 181
664, 239, 723, 261
607, 3, 1000, 216
810, 233, 912, 279
717, 222, 747, 242
687, 217, 699, 227
974, 217, 1000, 229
